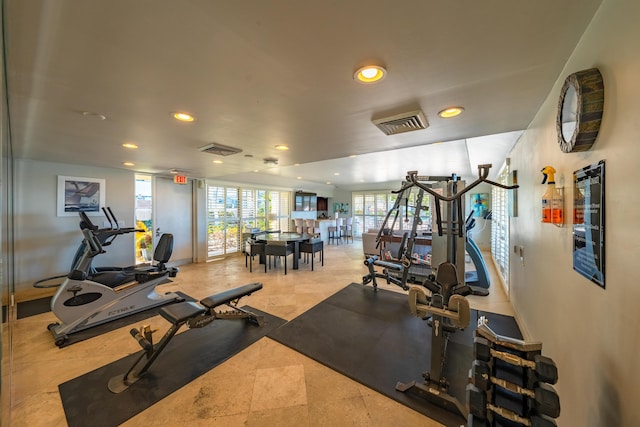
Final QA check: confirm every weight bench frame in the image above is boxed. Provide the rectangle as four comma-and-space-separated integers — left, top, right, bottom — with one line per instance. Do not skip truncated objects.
108, 282, 263, 393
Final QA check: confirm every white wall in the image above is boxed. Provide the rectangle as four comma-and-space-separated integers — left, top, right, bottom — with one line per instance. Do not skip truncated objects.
14, 159, 135, 300
508, 1, 639, 425
329, 188, 353, 217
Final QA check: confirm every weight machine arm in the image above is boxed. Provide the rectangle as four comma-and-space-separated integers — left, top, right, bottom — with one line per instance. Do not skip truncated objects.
396, 164, 518, 237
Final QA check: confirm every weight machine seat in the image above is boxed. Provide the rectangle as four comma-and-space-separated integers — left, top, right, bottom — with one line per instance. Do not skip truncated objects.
200, 283, 263, 309
160, 302, 206, 325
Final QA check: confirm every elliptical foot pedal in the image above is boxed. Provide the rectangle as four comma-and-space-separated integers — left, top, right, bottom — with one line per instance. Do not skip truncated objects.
469, 286, 489, 297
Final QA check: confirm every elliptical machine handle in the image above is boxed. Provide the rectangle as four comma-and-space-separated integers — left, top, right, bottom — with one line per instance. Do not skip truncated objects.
82, 228, 104, 256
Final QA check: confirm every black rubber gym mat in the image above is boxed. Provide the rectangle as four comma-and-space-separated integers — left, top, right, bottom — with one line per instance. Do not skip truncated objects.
17, 296, 52, 319
59, 307, 286, 427
268, 283, 522, 427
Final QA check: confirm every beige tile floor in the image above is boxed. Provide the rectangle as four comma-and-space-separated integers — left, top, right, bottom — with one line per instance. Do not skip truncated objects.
7, 240, 514, 427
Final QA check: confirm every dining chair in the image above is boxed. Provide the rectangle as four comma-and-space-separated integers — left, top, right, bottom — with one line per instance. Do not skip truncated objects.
244, 239, 265, 273
264, 241, 295, 274
293, 218, 304, 234
305, 219, 320, 236
299, 238, 324, 271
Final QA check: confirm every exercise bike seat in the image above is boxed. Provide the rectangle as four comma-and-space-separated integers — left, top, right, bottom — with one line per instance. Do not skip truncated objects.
134, 234, 179, 281
200, 283, 263, 309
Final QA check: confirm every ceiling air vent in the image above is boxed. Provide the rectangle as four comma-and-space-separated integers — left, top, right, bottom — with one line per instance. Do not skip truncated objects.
372, 109, 429, 136
199, 143, 243, 156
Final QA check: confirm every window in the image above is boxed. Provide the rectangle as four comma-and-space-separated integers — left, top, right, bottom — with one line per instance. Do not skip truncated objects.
353, 189, 430, 237
491, 164, 510, 290
207, 185, 290, 258
268, 191, 291, 232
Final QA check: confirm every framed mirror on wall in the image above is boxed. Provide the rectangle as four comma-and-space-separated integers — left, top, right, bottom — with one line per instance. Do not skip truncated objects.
556, 68, 604, 153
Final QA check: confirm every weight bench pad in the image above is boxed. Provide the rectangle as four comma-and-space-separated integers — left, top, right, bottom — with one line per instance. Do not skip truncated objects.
200, 283, 263, 309
160, 301, 206, 325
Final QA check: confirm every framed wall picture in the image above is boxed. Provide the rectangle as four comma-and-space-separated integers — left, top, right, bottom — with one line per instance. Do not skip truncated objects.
573, 160, 605, 288
57, 176, 106, 216
470, 193, 489, 218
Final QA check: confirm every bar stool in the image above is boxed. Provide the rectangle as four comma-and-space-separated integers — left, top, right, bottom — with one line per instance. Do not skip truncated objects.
305, 219, 320, 236
341, 217, 353, 244
328, 217, 343, 245
299, 238, 324, 271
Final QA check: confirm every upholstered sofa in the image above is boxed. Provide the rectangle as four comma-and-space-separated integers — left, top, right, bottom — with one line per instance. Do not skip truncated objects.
362, 228, 381, 257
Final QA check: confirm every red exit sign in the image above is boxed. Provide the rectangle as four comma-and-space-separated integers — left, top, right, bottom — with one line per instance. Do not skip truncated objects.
173, 175, 188, 185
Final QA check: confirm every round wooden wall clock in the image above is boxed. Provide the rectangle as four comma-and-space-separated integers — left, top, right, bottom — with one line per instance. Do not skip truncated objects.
556, 68, 604, 153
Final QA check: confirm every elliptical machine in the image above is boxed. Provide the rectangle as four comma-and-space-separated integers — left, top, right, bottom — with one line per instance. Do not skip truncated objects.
464, 210, 491, 291
48, 213, 181, 347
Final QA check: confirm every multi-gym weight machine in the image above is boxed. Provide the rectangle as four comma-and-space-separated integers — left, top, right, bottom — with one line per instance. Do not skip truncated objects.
393, 164, 519, 419
363, 165, 507, 294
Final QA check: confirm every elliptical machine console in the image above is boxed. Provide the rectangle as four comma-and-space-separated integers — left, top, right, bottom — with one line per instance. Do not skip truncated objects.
47, 211, 181, 347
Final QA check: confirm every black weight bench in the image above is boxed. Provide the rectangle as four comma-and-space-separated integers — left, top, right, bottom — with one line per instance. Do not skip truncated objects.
108, 282, 263, 393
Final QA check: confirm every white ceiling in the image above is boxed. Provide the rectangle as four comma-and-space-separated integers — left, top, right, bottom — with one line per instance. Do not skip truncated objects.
5, 0, 602, 190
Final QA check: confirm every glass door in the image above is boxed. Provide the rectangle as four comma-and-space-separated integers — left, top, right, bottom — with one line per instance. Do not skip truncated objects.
206, 185, 240, 258
134, 174, 153, 264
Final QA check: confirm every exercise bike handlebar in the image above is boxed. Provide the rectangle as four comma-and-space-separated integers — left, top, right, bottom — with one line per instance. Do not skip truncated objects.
82, 228, 105, 257
79, 209, 143, 247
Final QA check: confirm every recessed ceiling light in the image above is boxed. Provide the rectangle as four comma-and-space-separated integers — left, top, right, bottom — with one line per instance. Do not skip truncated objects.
122, 143, 138, 149
169, 169, 188, 174
354, 65, 387, 84
81, 111, 106, 120
213, 160, 223, 164
172, 112, 195, 122
275, 144, 289, 151
253, 169, 259, 173
326, 181, 331, 185
123, 162, 135, 167
349, 154, 357, 158
333, 172, 340, 176
297, 176, 302, 179
438, 107, 464, 118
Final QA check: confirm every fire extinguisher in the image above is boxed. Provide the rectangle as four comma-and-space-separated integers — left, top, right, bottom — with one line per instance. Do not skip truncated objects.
541, 166, 563, 224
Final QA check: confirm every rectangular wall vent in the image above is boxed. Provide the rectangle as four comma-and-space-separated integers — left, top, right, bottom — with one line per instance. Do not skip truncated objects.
372, 110, 429, 136
199, 143, 243, 156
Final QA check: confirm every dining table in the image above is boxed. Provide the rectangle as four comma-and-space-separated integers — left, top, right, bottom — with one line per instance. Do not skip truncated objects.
255, 232, 313, 270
